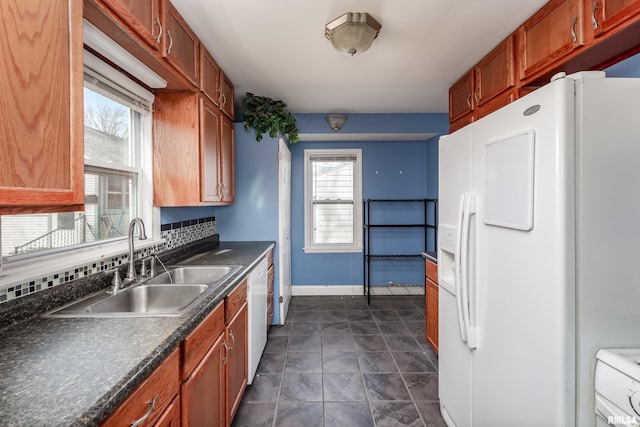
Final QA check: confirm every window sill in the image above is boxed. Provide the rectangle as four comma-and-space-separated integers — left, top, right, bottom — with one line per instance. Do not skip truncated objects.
303, 245, 363, 254
0, 238, 165, 289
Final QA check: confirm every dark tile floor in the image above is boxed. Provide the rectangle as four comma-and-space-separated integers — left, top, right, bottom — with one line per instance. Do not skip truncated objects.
232, 295, 447, 427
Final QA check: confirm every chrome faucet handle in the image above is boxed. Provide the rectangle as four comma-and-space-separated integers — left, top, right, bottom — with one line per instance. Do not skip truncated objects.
106, 268, 122, 294
139, 257, 149, 278
148, 254, 157, 277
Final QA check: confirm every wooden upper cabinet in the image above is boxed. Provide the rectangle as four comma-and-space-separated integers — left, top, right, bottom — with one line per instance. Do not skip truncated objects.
475, 35, 516, 107
98, 0, 162, 51
153, 92, 201, 206
200, 98, 223, 203
517, 0, 585, 82
220, 117, 235, 204
0, 0, 84, 215
163, 2, 200, 85
200, 46, 222, 106
220, 73, 235, 120
448, 70, 474, 123
589, 0, 640, 37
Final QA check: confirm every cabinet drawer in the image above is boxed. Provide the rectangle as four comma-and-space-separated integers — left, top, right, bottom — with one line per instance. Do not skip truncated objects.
181, 302, 224, 381
101, 347, 180, 427
426, 259, 438, 284
225, 278, 247, 322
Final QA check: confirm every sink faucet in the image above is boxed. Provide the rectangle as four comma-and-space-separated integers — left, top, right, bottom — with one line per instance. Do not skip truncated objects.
126, 217, 148, 282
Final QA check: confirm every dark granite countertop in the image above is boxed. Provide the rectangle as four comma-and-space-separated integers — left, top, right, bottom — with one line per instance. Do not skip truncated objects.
0, 240, 274, 427
421, 251, 437, 263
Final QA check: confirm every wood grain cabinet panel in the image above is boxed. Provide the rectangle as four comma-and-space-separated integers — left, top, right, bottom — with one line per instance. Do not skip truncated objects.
101, 348, 180, 427
154, 395, 181, 427
475, 35, 516, 107
226, 302, 248, 424
200, 98, 223, 203
448, 70, 474, 123
0, 0, 84, 214
153, 92, 201, 206
219, 116, 235, 204
589, 0, 640, 37
200, 46, 222, 106
425, 259, 438, 354
517, 0, 585, 82
220, 73, 235, 119
163, 2, 199, 85
98, 0, 161, 51
181, 333, 225, 427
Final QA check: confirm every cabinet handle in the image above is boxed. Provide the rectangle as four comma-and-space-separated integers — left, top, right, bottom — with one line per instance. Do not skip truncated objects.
221, 93, 227, 108
591, 2, 599, 30
473, 89, 479, 105
222, 341, 228, 365
571, 16, 578, 43
466, 93, 472, 108
131, 395, 158, 427
154, 18, 163, 43
166, 30, 173, 54
229, 330, 235, 352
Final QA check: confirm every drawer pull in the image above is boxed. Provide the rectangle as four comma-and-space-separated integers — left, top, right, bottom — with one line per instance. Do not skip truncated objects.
131, 395, 158, 427
591, 2, 599, 30
570, 16, 578, 43
229, 330, 235, 352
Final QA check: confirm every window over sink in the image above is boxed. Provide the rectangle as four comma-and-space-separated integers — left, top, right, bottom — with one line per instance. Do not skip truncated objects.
0, 52, 154, 262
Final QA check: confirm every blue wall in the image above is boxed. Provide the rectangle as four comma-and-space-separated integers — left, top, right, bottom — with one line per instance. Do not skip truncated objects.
288, 113, 448, 288
161, 112, 447, 298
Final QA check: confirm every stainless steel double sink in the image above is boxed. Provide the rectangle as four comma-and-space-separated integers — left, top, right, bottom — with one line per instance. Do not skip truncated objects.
45, 265, 242, 318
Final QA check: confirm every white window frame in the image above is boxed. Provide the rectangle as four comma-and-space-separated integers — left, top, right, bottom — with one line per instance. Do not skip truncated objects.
0, 51, 159, 286
303, 148, 363, 253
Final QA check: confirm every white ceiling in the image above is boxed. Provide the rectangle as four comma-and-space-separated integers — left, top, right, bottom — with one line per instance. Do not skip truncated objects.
171, 0, 549, 115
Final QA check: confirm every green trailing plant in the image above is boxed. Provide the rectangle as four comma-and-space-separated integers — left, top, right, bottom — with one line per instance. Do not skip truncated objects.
243, 92, 299, 143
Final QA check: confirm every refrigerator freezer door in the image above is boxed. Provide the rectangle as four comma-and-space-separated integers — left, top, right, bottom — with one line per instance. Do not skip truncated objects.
469, 77, 576, 427
438, 126, 473, 427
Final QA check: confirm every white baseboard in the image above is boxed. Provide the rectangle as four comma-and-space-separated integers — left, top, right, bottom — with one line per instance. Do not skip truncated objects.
291, 285, 364, 296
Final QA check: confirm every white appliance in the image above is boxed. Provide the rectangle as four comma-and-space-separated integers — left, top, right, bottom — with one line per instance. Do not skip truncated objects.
438, 71, 640, 427
247, 257, 268, 385
595, 349, 640, 426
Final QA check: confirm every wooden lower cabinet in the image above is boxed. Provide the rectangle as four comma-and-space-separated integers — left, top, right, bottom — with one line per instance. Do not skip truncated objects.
155, 395, 182, 427
226, 302, 248, 423
425, 258, 439, 354
101, 348, 180, 427
181, 333, 225, 427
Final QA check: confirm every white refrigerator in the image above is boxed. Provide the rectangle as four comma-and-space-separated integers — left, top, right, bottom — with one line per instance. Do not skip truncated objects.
438, 71, 640, 427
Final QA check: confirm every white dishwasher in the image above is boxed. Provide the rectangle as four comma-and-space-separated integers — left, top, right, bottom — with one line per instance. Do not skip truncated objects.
595, 349, 640, 427
247, 257, 268, 384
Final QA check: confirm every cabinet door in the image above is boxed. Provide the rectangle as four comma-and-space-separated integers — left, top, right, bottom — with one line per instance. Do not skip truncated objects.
181, 333, 225, 427
0, 0, 84, 214
475, 35, 515, 107
153, 92, 201, 206
99, 0, 161, 51
448, 70, 474, 123
590, 0, 640, 37
200, 98, 223, 203
517, 0, 585, 82
219, 72, 234, 119
163, 2, 199, 85
267, 263, 275, 330
200, 46, 221, 106
426, 279, 439, 354
154, 394, 181, 427
220, 116, 235, 204
226, 303, 248, 424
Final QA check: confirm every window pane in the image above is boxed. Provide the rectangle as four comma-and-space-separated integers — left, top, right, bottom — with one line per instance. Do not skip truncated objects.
313, 202, 354, 244
0, 85, 140, 259
84, 87, 133, 166
312, 161, 354, 200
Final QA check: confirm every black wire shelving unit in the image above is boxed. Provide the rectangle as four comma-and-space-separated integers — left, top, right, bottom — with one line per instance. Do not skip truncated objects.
363, 198, 438, 303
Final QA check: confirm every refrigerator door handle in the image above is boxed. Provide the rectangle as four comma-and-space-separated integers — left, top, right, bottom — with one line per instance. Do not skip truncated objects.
462, 194, 477, 349
455, 193, 468, 343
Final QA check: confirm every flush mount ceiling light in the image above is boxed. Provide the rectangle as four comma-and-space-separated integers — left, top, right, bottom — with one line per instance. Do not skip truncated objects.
325, 12, 382, 56
326, 114, 348, 131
